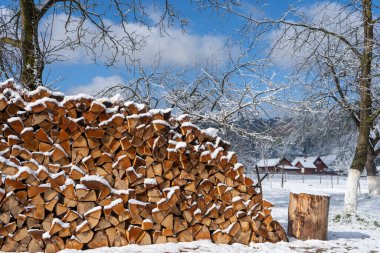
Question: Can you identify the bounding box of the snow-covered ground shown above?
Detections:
[61,174,380,253]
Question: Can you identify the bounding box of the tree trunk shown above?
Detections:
[344,169,362,212]
[344,0,374,213]
[20,0,43,90]
[368,175,380,195]
[365,143,380,195]
[288,192,330,240]
[346,115,371,213]
[366,140,377,177]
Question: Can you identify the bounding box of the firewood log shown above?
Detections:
[76,230,94,244]
[88,230,108,248]
[0,83,287,251]
[65,237,83,250]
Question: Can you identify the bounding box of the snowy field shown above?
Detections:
[61,174,380,253]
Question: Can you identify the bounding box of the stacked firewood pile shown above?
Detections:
[0,80,287,252]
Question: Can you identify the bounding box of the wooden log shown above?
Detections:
[90,101,106,113]
[28,239,44,252]
[211,230,231,244]
[88,230,109,248]
[1,237,17,252]
[84,206,102,229]
[66,237,84,250]
[177,227,193,242]
[0,86,291,251]
[153,231,167,244]
[142,219,153,230]
[127,225,142,243]
[194,225,211,240]
[0,95,8,111]
[12,227,28,242]
[137,231,152,245]
[288,192,330,240]
[161,213,173,229]
[76,230,94,244]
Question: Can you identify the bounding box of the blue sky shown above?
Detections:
[42,0,308,94]
[1,0,329,94]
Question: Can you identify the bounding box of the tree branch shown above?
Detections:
[38,0,66,20]
[370,108,380,122]
[0,37,21,48]
[216,5,362,58]
[325,59,360,126]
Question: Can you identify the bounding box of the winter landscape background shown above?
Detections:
[1,0,380,252]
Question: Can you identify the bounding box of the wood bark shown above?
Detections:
[20,0,43,89]
[288,192,330,240]
[365,143,380,194]
[365,143,377,176]
[343,0,374,212]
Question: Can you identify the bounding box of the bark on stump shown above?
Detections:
[288,192,330,240]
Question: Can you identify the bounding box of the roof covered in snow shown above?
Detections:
[320,155,337,167]
[283,165,300,170]
[256,158,280,167]
[292,157,318,169]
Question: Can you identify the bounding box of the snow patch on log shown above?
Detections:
[152,120,171,128]
[163,186,180,199]
[129,199,149,206]
[52,218,70,228]
[84,206,102,217]
[144,178,157,185]
[181,122,200,130]
[104,199,123,210]
[124,101,146,111]
[81,175,112,189]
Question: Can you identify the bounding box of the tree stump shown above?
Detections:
[288,192,330,240]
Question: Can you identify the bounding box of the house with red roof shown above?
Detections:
[292,156,328,174]
[256,157,299,173]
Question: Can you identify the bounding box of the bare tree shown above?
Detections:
[199,0,379,212]
[98,66,174,109]
[0,0,185,90]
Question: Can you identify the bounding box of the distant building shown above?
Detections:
[281,165,302,174]
[320,155,338,174]
[256,158,299,173]
[292,156,328,174]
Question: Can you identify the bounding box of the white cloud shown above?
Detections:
[41,13,230,68]
[68,75,123,96]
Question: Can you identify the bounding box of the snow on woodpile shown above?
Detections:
[0,79,287,252]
